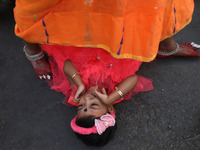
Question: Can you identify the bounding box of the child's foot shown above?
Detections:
[157,42,200,58]
[24,44,52,80]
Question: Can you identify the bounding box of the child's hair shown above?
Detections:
[72,114,117,146]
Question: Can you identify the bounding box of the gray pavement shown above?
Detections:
[0,1,200,150]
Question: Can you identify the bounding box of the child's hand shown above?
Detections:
[93,86,108,104]
[73,84,86,103]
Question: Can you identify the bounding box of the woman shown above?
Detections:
[14,0,199,80]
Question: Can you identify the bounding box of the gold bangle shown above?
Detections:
[115,87,124,98]
[71,72,80,79]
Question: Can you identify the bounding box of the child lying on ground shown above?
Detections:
[41,45,153,146]
[63,58,142,146]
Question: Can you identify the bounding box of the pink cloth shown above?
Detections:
[41,45,154,106]
[95,113,116,135]
[71,113,116,135]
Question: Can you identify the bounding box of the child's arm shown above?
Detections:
[63,59,85,103]
[94,75,138,105]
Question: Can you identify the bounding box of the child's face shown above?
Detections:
[77,92,114,119]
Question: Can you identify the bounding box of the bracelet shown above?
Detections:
[115,87,124,98]
[71,72,80,79]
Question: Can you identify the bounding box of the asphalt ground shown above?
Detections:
[0,1,200,150]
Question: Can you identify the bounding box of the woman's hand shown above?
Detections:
[73,84,86,103]
[93,86,108,104]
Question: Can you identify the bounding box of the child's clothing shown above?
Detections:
[41,45,153,106]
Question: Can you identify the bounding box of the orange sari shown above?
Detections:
[14,0,194,62]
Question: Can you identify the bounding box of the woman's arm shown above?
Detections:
[63,59,85,103]
[94,75,138,105]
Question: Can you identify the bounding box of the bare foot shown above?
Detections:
[177,42,200,57]
[24,42,52,80]
[157,37,200,58]
[157,42,200,58]
[27,56,52,80]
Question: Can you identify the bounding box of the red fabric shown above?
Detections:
[41,45,153,106]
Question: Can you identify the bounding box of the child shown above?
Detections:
[70,88,117,146]
[64,59,138,146]
[40,44,153,146]
[63,58,140,146]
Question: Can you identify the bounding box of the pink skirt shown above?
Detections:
[41,45,154,106]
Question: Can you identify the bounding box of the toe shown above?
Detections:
[38,75,43,80]
[43,75,47,80]
[47,74,52,80]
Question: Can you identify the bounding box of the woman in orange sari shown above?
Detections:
[14,0,199,80]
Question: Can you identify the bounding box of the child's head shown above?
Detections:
[77,90,115,119]
[70,91,117,146]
